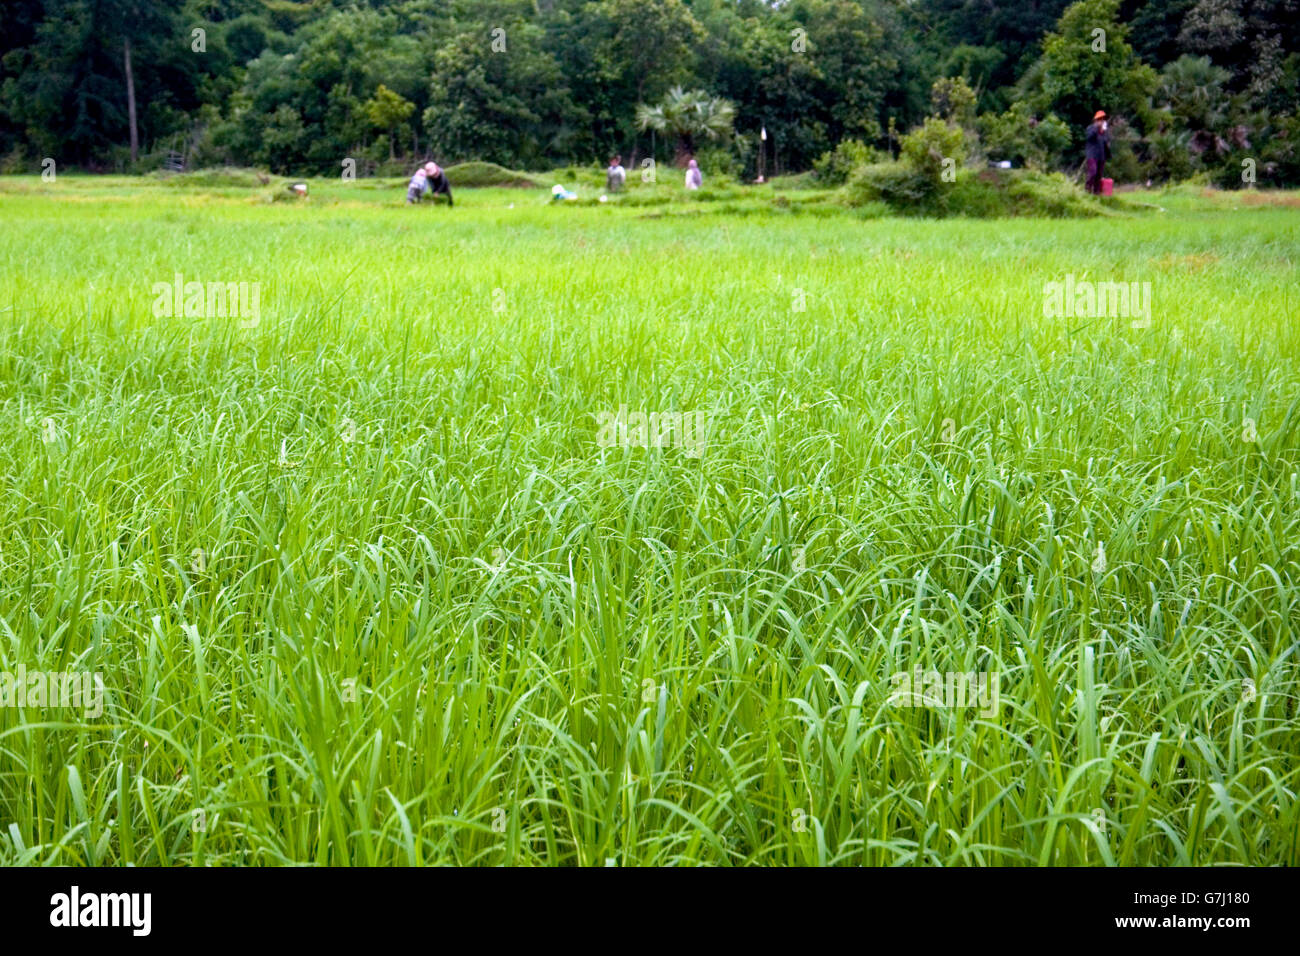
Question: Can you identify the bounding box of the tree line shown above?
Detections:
[1,0,1297,185]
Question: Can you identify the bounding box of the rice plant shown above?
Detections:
[0,176,1296,865]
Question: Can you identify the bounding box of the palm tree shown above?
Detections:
[636,87,737,167]
[1157,55,1233,158]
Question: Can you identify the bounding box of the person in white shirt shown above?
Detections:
[685,158,702,189]
[606,155,626,192]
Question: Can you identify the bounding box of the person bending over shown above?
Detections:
[407,162,453,206]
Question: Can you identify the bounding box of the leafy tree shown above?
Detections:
[938,44,1007,110]
[1019,0,1158,157]
[914,0,1075,90]
[423,21,583,167]
[930,76,978,128]
[589,0,704,106]
[703,8,826,174]
[365,84,414,160]
[0,0,178,166]
[261,103,306,172]
[1122,0,1197,68]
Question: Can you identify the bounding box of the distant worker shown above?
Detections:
[606,155,626,192]
[1084,111,1111,195]
[407,161,453,206]
[684,158,702,190]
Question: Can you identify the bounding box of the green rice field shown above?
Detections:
[0,175,1297,865]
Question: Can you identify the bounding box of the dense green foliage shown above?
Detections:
[1,175,1297,864]
[2,0,1299,184]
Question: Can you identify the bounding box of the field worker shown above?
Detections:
[1085,111,1111,195]
[423,161,453,206]
[406,164,428,203]
[407,161,453,206]
[606,154,626,192]
[685,157,702,190]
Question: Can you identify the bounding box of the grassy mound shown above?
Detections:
[150,166,272,188]
[443,161,539,188]
[844,163,1111,218]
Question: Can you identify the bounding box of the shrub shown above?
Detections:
[694,140,751,181]
[813,140,883,186]
[1256,113,1300,187]
[843,163,1106,218]
[1005,169,1108,217]
[1101,116,1145,184]
[979,103,1071,169]
[542,164,606,190]
[1144,128,1199,183]
[844,162,936,210]
[766,171,818,190]
[900,118,967,179]
[1,145,30,174]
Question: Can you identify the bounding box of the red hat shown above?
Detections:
[1094,110,1107,120]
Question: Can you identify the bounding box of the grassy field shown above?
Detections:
[0,174,1297,866]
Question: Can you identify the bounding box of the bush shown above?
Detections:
[979,103,1071,170]
[844,162,1106,218]
[1255,113,1300,187]
[1143,128,1198,184]
[1005,169,1108,217]
[813,139,883,186]
[1,145,30,174]
[694,141,750,181]
[1102,116,1145,184]
[766,172,818,190]
[900,118,967,179]
[844,162,937,210]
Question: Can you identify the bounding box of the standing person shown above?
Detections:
[606,155,626,192]
[1085,111,1111,195]
[684,157,702,190]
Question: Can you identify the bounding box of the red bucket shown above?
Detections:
[1101,178,1114,196]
